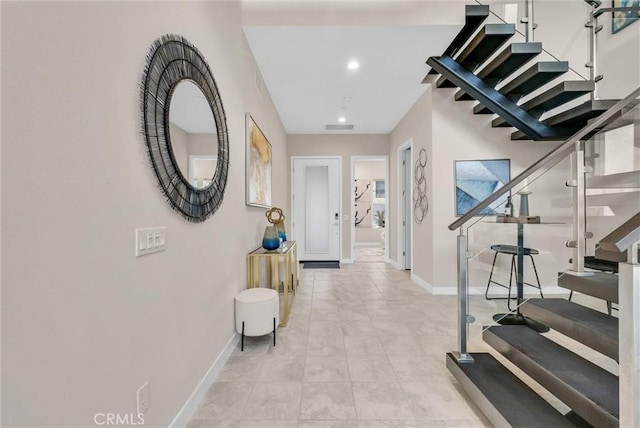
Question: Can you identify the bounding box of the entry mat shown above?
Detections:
[302,261,340,269]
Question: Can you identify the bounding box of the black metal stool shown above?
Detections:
[485,244,543,309]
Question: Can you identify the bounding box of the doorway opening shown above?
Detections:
[351,156,389,263]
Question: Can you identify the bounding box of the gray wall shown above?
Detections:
[1,2,287,426]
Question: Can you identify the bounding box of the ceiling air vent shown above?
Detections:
[325,124,354,131]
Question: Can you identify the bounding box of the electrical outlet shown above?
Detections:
[137,381,150,415]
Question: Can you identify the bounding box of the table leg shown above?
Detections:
[493,223,548,333]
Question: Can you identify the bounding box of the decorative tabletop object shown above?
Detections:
[265,207,287,241]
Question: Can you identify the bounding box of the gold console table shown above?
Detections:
[246,241,298,326]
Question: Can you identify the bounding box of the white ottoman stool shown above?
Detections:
[235,288,279,351]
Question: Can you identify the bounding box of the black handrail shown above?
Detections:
[448,87,640,231]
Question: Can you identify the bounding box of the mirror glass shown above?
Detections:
[168,80,218,189]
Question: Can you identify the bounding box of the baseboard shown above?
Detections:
[341,258,353,264]
[415,284,571,296]
[411,273,434,293]
[386,258,400,270]
[169,333,240,428]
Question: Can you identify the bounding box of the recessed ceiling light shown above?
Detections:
[347,60,359,70]
[344,97,352,102]
[338,116,346,123]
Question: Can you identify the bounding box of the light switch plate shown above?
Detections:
[135,227,167,257]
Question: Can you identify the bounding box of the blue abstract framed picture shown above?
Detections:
[613,0,640,33]
[455,159,510,216]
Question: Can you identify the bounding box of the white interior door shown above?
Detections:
[292,157,341,261]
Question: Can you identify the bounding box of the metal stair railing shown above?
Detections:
[449,87,639,365]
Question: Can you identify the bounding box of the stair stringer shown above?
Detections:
[427,56,560,141]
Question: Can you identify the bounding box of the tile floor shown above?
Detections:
[187,263,493,427]
[353,246,385,263]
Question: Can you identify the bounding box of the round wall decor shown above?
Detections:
[140,34,229,222]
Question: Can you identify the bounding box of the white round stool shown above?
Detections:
[235,288,279,351]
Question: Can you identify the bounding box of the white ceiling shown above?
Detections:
[243,24,460,134]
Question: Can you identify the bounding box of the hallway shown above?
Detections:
[188,263,489,427]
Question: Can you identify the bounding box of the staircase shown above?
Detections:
[433,3,640,427]
[425,4,628,142]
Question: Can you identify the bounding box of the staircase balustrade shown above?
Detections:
[425,1,640,424]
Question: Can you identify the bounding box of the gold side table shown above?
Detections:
[246,241,298,326]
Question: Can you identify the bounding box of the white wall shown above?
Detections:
[287,134,389,260]
[354,160,385,180]
[1,2,287,426]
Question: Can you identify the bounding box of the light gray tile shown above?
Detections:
[341,319,377,336]
[401,381,481,420]
[304,356,350,382]
[380,335,425,357]
[192,383,253,420]
[242,382,302,420]
[352,382,413,420]
[344,336,385,357]
[357,421,429,428]
[258,353,306,381]
[307,335,346,357]
[413,420,489,427]
[309,320,344,337]
[348,355,397,382]
[300,382,357,419]
[187,421,298,428]
[231,335,273,356]
[387,354,442,382]
[216,355,265,382]
[299,420,358,428]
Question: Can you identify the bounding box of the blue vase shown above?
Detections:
[262,226,280,250]
[277,223,287,241]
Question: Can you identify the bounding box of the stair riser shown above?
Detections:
[446,353,575,427]
[484,329,619,428]
[445,355,510,427]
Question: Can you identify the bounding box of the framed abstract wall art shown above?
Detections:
[613,0,640,33]
[246,114,272,208]
[455,159,510,216]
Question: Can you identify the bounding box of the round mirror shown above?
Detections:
[169,80,218,189]
[140,34,229,222]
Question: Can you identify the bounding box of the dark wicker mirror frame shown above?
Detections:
[141,34,229,222]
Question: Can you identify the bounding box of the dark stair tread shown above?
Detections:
[544,99,617,127]
[456,42,542,101]
[510,99,618,140]
[427,56,558,141]
[437,24,515,88]
[484,325,619,428]
[474,61,569,114]
[428,4,490,75]
[446,352,577,427]
[457,24,515,71]
[521,298,618,360]
[492,81,595,127]
[558,271,618,303]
